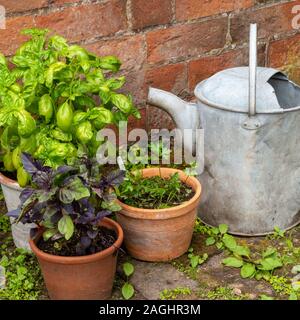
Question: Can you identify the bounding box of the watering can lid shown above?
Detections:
[195,66,293,113]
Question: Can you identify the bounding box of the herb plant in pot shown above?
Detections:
[0,28,139,249]
[116,167,201,262]
[8,153,124,300]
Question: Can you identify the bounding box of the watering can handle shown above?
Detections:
[249,23,257,117]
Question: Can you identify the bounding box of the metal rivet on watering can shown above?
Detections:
[147,23,300,236]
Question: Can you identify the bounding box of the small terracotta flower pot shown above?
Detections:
[29,217,123,300]
[116,168,202,262]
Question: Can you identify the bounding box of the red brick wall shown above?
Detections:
[0,0,299,130]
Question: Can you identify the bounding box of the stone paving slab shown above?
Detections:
[128,261,199,300]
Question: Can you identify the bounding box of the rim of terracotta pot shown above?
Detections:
[0,172,22,190]
[116,167,202,220]
[29,217,123,265]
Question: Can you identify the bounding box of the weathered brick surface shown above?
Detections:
[0,0,298,127]
[0,15,35,56]
[188,45,266,90]
[0,0,48,13]
[35,1,127,42]
[147,106,175,131]
[268,34,300,84]
[86,34,145,71]
[146,63,187,94]
[147,17,228,64]
[50,0,79,5]
[131,0,172,30]
[231,2,296,44]
[127,108,147,132]
[176,0,253,21]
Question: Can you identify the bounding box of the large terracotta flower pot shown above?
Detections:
[0,172,35,250]
[29,217,123,300]
[116,167,202,262]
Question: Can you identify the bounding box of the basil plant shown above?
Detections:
[0,28,140,186]
[8,153,125,256]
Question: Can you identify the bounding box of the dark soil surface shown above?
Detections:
[120,176,195,209]
[37,227,117,257]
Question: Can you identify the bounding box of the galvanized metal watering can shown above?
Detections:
[147,24,300,235]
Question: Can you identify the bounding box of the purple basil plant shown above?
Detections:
[8,153,125,255]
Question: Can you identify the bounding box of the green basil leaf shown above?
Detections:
[17,110,36,137]
[42,229,57,241]
[58,215,74,240]
[59,177,90,204]
[111,93,133,113]
[45,62,66,88]
[98,55,121,72]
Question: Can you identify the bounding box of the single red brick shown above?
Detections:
[176,0,253,21]
[0,15,35,56]
[188,45,266,91]
[35,0,127,43]
[131,0,172,30]
[230,2,296,44]
[0,0,48,13]
[146,63,187,95]
[268,34,300,84]
[147,17,228,64]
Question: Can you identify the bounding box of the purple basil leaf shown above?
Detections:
[62,204,74,215]
[105,170,125,187]
[32,171,52,189]
[80,236,91,249]
[21,152,39,176]
[79,197,89,207]
[21,152,44,176]
[53,165,76,177]
[19,188,35,203]
[92,210,111,225]
[87,229,98,239]
[7,208,20,218]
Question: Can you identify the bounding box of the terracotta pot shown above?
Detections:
[0,172,35,250]
[116,167,202,262]
[29,217,123,300]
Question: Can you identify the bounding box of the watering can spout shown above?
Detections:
[147,87,201,157]
[147,87,200,132]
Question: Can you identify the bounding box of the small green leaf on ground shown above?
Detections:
[219,224,228,234]
[222,257,244,268]
[240,263,256,278]
[123,262,134,277]
[122,282,134,300]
